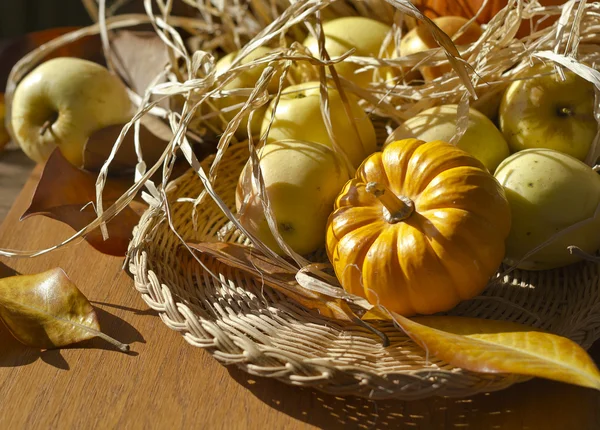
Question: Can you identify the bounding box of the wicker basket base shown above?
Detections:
[128,142,600,400]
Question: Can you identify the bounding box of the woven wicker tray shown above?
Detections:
[128,142,600,400]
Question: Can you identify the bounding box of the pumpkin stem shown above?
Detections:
[366,182,414,223]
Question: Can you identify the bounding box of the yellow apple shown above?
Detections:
[302,17,394,88]
[11,57,132,166]
[0,93,9,152]
[236,140,350,255]
[212,46,284,139]
[499,66,596,161]
[400,16,482,82]
[261,81,377,168]
[494,148,600,270]
[470,82,508,121]
[386,104,509,172]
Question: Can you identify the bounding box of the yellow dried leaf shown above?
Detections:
[0,267,128,351]
[373,311,600,390]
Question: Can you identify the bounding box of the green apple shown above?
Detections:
[11,57,132,166]
[386,104,510,172]
[212,46,284,139]
[494,148,600,270]
[302,17,393,88]
[499,66,596,161]
[236,140,350,256]
[261,81,377,168]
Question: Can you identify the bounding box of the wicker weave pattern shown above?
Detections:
[128,143,600,399]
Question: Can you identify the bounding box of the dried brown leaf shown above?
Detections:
[110,30,170,106]
[22,149,146,256]
[83,118,170,173]
[0,267,128,351]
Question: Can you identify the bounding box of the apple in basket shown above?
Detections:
[10,57,133,167]
[260,81,377,168]
[211,46,285,139]
[499,65,596,161]
[399,16,482,82]
[386,104,510,172]
[495,148,600,270]
[302,16,395,88]
[236,139,350,256]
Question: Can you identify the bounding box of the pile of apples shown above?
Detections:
[7,13,599,313]
[231,15,600,276]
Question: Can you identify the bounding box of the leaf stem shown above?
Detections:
[89,327,131,352]
[366,182,414,223]
[57,318,130,352]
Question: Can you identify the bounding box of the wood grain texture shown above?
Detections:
[0,169,599,430]
[0,147,34,222]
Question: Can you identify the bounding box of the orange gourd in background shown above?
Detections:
[326,139,511,316]
[415,0,565,37]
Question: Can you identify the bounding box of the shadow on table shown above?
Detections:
[91,300,156,316]
[227,366,600,430]
[0,306,144,369]
[75,306,145,354]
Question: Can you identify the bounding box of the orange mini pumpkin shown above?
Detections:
[326,139,511,316]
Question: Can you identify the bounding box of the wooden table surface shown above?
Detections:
[1,164,600,430]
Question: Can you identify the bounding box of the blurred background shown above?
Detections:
[0,0,91,38]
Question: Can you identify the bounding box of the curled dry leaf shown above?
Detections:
[364,308,600,390]
[188,242,389,345]
[0,267,128,351]
[22,149,146,256]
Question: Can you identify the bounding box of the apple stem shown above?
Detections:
[39,121,52,136]
[366,182,414,223]
[557,106,574,117]
[39,112,58,136]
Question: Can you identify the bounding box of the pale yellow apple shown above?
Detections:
[11,57,132,166]
[0,93,9,151]
[400,16,482,82]
[499,66,596,161]
[261,81,377,168]
[236,140,350,255]
[494,148,600,270]
[212,46,284,139]
[386,104,510,172]
[470,82,508,121]
[302,17,394,88]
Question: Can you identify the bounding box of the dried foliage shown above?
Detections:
[0,267,129,351]
[21,150,146,256]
